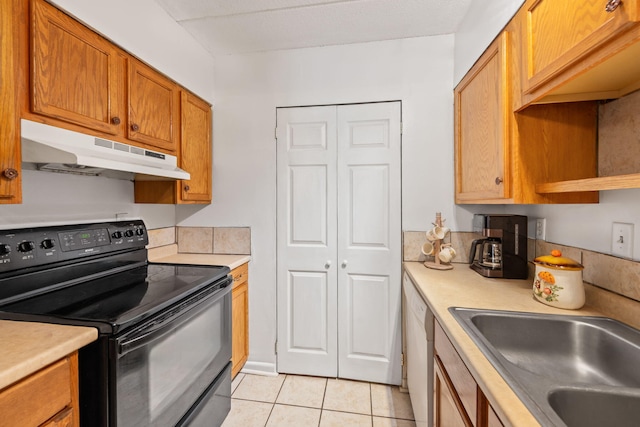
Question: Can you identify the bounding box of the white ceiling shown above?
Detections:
[153,0,473,56]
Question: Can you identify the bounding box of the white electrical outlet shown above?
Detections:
[535,218,546,240]
[612,222,634,258]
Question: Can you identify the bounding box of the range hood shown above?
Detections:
[20,119,190,181]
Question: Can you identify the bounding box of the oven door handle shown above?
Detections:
[117,280,231,356]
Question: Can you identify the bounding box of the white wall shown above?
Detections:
[0,170,175,229]
[176,36,456,373]
[453,0,524,85]
[509,191,640,260]
[0,0,215,229]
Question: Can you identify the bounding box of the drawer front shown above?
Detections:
[435,322,478,425]
[0,357,72,427]
[231,263,248,287]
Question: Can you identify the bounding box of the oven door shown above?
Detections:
[112,280,232,427]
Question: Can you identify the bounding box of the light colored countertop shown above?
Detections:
[0,321,97,390]
[151,253,251,270]
[148,244,251,270]
[403,262,607,427]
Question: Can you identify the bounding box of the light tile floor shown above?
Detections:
[223,373,416,427]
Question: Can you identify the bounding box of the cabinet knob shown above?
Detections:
[131,123,140,132]
[495,177,503,185]
[111,117,121,125]
[184,185,190,192]
[2,168,18,180]
[605,0,622,12]
[325,260,332,269]
[341,260,348,268]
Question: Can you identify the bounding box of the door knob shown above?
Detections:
[325,260,332,269]
[341,260,348,268]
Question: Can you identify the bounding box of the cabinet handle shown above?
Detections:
[111,117,121,125]
[184,185,190,192]
[605,0,622,12]
[2,168,18,180]
[131,123,140,132]
[495,177,503,185]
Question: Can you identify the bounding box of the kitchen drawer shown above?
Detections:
[0,356,74,427]
[435,321,478,425]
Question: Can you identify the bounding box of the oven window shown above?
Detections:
[148,303,221,419]
[115,288,231,427]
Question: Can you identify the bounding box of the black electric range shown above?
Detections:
[0,220,233,427]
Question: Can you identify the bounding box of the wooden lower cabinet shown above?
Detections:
[0,352,80,427]
[434,321,504,427]
[434,358,472,427]
[231,263,249,378]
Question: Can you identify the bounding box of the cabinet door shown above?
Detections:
[524,0,640,93]
[455,32,510,203]
[128,59,179,153]
[434,359,473,427]
[0,0,21,204]
[180,92,212,203]
[31,0,123,135]
[487,405,504,427]
[231,264,249,378]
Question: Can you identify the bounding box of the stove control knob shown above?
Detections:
[0,244,11,256]
[18,241,35,252]
[112,231,123,239]
[135,228,145,236]
[41,238,56,249]
[124,230,134,238]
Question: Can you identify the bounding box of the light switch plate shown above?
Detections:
[612,222,633,258]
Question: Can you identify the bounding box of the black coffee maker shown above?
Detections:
[469,214,528,279]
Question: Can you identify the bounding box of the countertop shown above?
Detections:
[0,321,97,390]
[403,262,607,427]
[148,245,251,270]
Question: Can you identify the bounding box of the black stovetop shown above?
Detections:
[0,220,230,334]
[0,262,230,334]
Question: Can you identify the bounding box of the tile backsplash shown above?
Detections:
[147,226,251,255]
[404,230,640,329]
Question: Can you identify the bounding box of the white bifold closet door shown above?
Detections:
[276,101,402,385]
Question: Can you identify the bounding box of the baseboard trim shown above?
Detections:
[240,360,278,376]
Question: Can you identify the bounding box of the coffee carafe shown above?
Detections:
[468,214,528,279]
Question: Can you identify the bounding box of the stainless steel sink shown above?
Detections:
[548,388,640,427]
[449,308,640,427]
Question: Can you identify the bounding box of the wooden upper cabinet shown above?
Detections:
[455,16,600,205]
[133,91,212,204]
[455,32,510,203]
[0,0,21,204]
[31,0,123,135]
[127,59,179,153]
[523,0,640,103]
[180,92,212,202]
